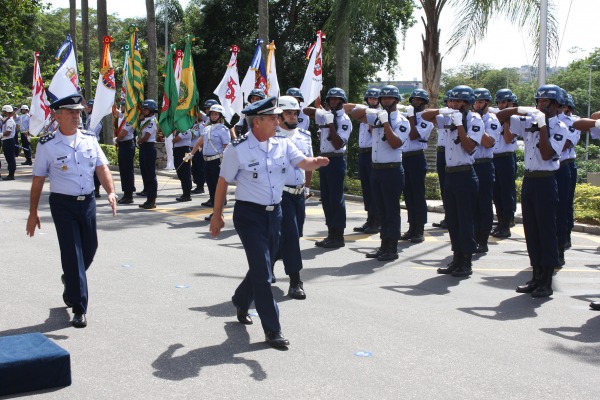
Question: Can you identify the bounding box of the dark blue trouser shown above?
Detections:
[512,152,518,213]
[319,156,346,229]
[21,132,31,161]
[2,138,16,174]
[568,162,577,232]
[49,192,97,315]
[402,153,427,226]
[556,163,571,248]
[474,161,495,240]
[273,191,305,275]
[492,155,515,220]
[233,202,282,333]
[358,151,375,219]
[192,150,205,188]
[371,165,404,241]
[174,146,192,194]
[118,139,136,195]
[436,149,446,218]
[521,176,559,272]
[204,158,221,203]
[139,142,157,198]
[445,168,478,255]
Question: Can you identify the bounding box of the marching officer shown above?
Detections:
[422,85,484,277]
[234,89,266,137]
[400,89,434,243]
[497,84,568,298]
[137,100,159,209]
[472,88,500,253]
[209,96,329,348]
[560,94,580,249]
[84,100,104,197]
[172,128,193,202]
[113,102,137,205]
[17,105,33,165]
[1,105,17,180]
[26,94,118,328]
[352,85,410,260]
[303,87,352,248]
[271,96,313,299]
[285,87,310,132]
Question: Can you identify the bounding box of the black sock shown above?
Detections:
[289,273,300,286]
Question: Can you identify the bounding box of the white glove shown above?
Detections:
[451,112,463,126]
[405,105,415,118]
[377,111,389,124]
[396,104,407,111]
[112,137,118,145]
[488,107,500,114]
[438,107,454,115]
[354,104,368,110]
[594,119,600,129]
[518,106,537,115]
[183,153,192,162]
[534,111,546,128]
[365,108,379,115]
[316,109,328,119]
[325,112,335,125]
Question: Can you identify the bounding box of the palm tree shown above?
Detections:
[146,0,158,101]
[69,0,77,55]
[258,0,269,56]
[82,0,91,100]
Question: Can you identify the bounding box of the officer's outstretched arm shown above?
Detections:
[298,156,330,171]
[210,177,228,237]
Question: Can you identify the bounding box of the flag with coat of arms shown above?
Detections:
[240,39,267,101]
[124,25,144,130]
[300,30,325,106]
[47,34,81,103]
[213,45,243,123]
[174,35,199,132]
[158,45,179,137]
[89,36,116,130]
[29,52,50,136]
[266,41,279,97]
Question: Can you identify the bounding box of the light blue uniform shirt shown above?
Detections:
[139,117,157,142]
[18,114,30,132]
[366,110,410,163]
[32,129,109,196]
[191,122,203,146]
[277,127,313,186]
[84,113,103,141]
[220,130,306,205]
[558,113,580,160]
[476,112,502,159]
[297,108,310,132]
[400,111,433,152]
[202,123,230,156]
[2,117,16,140]
[174,130,192,148]
[510,114,568,171]
[117,112,135,141]
[443,111,484,167]
[435,114,447,147]
[315,109,351,154]
[493,115,517,154]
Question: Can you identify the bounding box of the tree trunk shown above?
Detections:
[82,0,91,101]
[96,0,113,143]
[258,0,268,57]
[146,0,158,101]
[335,34,350,95]
[69,0,77,56]
[421,0,443,105]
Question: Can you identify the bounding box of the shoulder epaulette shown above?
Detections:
[81,129,96,137]
[39,132,55,144]
[299,128,311,137]
[232,134,248,147]
[275,131,287,138]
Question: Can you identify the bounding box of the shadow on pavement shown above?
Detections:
[457,294,551,321]
[540,314,600,366]
[476,271,531,290]
[381,275,463,296]
[151,322,269,381]
[0,307,71,340]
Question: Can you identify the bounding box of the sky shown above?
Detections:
[46,0,598,81]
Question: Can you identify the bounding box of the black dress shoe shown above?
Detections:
[437,255,460,274]
[492,229,511,238]
[366,247,385,259]
[377,251,399,261]
[410,233,424,243]
[21,160,33,165]
[136,191,148,197]
[451,265,473,277]
[590,301,600,311]
[288,282,306,300]
[235,307,253,325]
[139,201,156,209]
[265,331,289,348]
[176,195,192,202]
[204,213,213,221]
[322,238,345,248]
[353,222,368,232]
[531,286,553,298]
[94,190,101,198]
[474,242,488,253]
[315,237,329,247]
[363,225,380,235]
[2,175,15,181]
[117,197,133,204]
[201,200,214,207]
[192,187,205,194]
[72,313,87,328]
[516,280,538,293]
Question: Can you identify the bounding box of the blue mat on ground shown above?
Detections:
[0,332,71,396]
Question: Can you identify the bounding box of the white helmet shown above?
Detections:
[209,104,225,115]
[2,105,14,113]
[278,96,300,111]
[21,105,29,111]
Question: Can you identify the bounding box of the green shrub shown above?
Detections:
[516,161,525,180]
[99,144,140,168]
[515,148,524,162]
[574,184,600,224]
[30,136,39,154]
[425,172,441,200]
[577,160,600,183]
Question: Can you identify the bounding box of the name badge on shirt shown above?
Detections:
[248,162,259,167]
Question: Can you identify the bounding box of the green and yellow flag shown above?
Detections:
[125,25,144,130]
[174,35,199,132]
[158,45,178,137]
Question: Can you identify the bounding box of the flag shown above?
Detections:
[158,45,178,137]
[213,45,243,123]
[174,49,183,92]
[47,34,81,103]
[29,52,50,136]
[89,36,116,131]
[300,30,325,106]
[266,41,279,98]
[124,25,144,130]
[120,48,129,105]
[240,39,267,101]
[174,36,198,132]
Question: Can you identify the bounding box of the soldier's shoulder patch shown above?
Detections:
[399,125,407,132]
[342,124,349,130]
[232,134,248,147]
[491,123,498,130]
[472,125,481,132]
[39,132,55,144]
[81,129,96,137]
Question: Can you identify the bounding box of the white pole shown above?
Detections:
[586,64,595,160]
[538,0,548,86]
[164,2,169,56]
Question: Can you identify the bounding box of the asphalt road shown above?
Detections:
[1,161,599,399]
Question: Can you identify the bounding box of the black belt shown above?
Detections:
[493,152,513,158]
[358,148,372,153]
[445,165,473,173]
[140,141,155,146]
[372,162,401,169]
[402,149,424,158]
[561,158,575,165]
[437,146,445,153]
[524,170,555,178]
[320,152,344,157]
[119,139,134,144]
[50,192,94,201]
[474,158,492,164]
[236,200,280,212]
